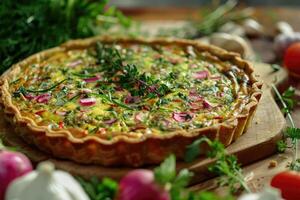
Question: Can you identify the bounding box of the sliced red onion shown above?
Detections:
[192,70,209,79]
[67,60,83,68]
[172,112,193,122]
[79,97,96,106]
[189,64,198,68]
[103,118,117,125]
[36,93,51,103]
[35,110,45,116]
[124,94,141,104]
[214,116,223,119]
[80,88,92,94]
[189,90,203,102]
[210,75,221,80]
[203,99,212,109]
[168,57,180,64]
[189,102,203,112]
[147,85,157,93]
[83,75,101,83]
[55,110,67,116]
[135,112,146,122]
[24,93,35,100]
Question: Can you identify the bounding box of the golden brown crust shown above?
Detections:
[0,36,262,166]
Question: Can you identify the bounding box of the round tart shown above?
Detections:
[0,37,262,166]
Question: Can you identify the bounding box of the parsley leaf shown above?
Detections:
[185,137,250,193]
[76,176,118,200]
[281,86,297,112]
[154,154,176,184]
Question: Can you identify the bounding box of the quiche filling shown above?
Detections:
[10,42,251,140]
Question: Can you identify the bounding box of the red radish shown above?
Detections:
[119,169,170,200]
[172,112,193,122]
[79,98,96,106]
[0,150,33,200]
[271,171,300,200]
[83,75,101,83]
[192,70,209,79]
[36,93,51,103]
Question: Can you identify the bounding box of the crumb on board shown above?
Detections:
[268,160,278,169]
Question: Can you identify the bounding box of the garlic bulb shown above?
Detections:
[276,21,294,36]
[5,161,89,200]
[243,19,264,37]
[238,187,283,200]
[218,22,245,36]
[209,33,253,59]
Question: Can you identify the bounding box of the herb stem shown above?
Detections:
[272,84,298,161]
[26,79,67,93]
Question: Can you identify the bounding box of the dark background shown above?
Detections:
[110,0,300,8]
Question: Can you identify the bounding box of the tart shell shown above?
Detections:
[0,37,262,166]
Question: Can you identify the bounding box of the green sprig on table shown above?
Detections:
[185,137,250,193]
[272,85,300,171]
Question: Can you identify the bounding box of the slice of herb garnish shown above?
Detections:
[91,92,134,110]
[24,79,67,93]
[185,137,250,193]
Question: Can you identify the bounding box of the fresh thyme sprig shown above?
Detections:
[95,43,171,98]
[185,137,250,193]
[272,84,300,171]
[77,155,234,200]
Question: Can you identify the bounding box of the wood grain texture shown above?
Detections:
[0,62,287,184]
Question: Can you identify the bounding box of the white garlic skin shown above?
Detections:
[5,162,89,200]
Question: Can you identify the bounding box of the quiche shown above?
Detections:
[0,37,262,166]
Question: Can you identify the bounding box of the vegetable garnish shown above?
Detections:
[272,85,300,171]
[185,137,250,193]
[79,98,97,107]
[0,149,33,200]
[77,155,234,200]
[271,171,300,200]
[284,42,300,76]
[172,112,194,122]
[0,0,133,74]
[192,70,209,79]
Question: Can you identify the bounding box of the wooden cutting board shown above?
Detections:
[0,62,288,184]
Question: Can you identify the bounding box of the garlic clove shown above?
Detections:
[218,22,245,36]
[238,187,283,200]
[243,19,264,37]
[209,33,254,59]
[275,21,294,36]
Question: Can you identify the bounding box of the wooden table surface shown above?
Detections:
[122,6,300,194]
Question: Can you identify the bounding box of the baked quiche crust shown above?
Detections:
[0,37,262,166]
